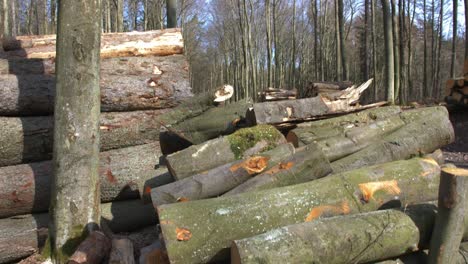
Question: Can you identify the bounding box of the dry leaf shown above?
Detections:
[305,201,350,222]
[358,180,401,203]
[176,227,192,241]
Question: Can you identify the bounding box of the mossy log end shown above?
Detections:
[232,205,441,264]
[224,144,332,196]
[165,125,286,180]
[428,166,468,264]
[151,144,295,206]
[0,142,163,218]
[158,158,440,263]
[68,231,111,264]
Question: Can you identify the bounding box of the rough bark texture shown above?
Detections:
[165,125,286,180]
[0,55,191,115]
[0,142,163,218]
[108,238,135,264]
[428,166,468,264]
[151,144,295,206]
[301,81,353,98]
[259,88,297,102]
[224,144,332,195]
[2,34,57,50]
[158,158,441,263]
[68,231,111,264]
[2,29,184,59]
[232,205,440,264]
[330,106,454,173]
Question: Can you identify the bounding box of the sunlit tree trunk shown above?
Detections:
[382,0,395,104]
[451,0,457,78]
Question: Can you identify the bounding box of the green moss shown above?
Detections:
[44,224,88,263]
[227,125,283,159]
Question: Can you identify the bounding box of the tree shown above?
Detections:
[1,0,10,38]
[48,0,102,262]
[381,0,395,104]
[337,0,347,80]
[167,0,177,28]
[451,0,457,78]
[266,0,272,88]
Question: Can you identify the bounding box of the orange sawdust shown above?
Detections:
[230,156,270,175]
[176,227,192,241]
[176,197,189,202]
[358,180,401,202]
[305,201,350,222]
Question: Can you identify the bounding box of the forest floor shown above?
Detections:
[443,108,468,167]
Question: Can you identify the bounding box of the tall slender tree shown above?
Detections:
[49,0,102,262]
[381,0,395,104]
[390,0,400,102]
[451,0,458,78]
[337,0,347,80]
[167,0,177,28]
[265,0,272,88]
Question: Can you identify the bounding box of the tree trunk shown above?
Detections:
[157,157,441,263]
[451,0,458,78]
[48,0,102,261]
[372,0,378,100]
[428,166,468,264]
[382,0,395,104]
[1,0,10,38]
[337,0,347,80]
[108,238,135,264]
[391,0,400,102]
[3,29,184,59]
[223,143,332,196]
[165,125,286,180]
[68,231,111,264]
[151,143,295,206]
[0,142,167,218]
[167,0,177,28]
[231,204,452,264]
[331,106,454,173]
[265,0,272,88]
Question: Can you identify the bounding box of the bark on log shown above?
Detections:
[2,34,57,50]
[0,142,163,218]
[165,125,286,180]
[231,205,442,264]
[302,81,353,98]
[159,100,251,154]
[0,55,191,115]
[0,199,155,264]
[330,106,455,173]
[223,144,332,196]
[428,166,468,264]
[157,157,441,263]
[259,88,297,102]
[108,238,135,264]
[247,79,373,125]
[2,29,184,58]
[151,143,295,206]
[68,231,111,264]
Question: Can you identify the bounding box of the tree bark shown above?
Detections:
[165,125,286,180]
[157,157,441,263]
[428,166,468,264]
[48,0,102,261]
[0,142,165,218]
[382,0,395,104]
[223,143,332,196]
[330,106,454,173]
[301,81,353,98]
[68,231,111,264]
[108,238,135,264]
[451,0,458,78]
[2,34,56,51]
[167,0,177,28]
[0,55,191,115]
[151,143,295,206]
[3,29,183,59]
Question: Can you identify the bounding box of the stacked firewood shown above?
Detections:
[258,88,297,102]
[0,29,195,263]
[446,59,468,106]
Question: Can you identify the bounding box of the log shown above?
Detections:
[108,238,135,264]
[157,157,441,263]
[0,56,191,115]
[151,143,295,206]
[68,231,112,264]
[247,79,373,124]
[223,144,332,196]
[258,88,297,102]
[165,125,286,180]
[2,34,56,50]
[0,142,164,218]
[159,99,251,154]
[301,81,353,98]
[428,166,468,264]
[231,205,441,264]
[330,106,455,173]
[2,29,184,59]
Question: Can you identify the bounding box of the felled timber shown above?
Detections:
[2,34,56,50]
[247,79,373,125]
[331,106,455,173]
[428,166,468,264]
[301,81,353,98]
[223,144,332,196]
[287,106,403,147]
[0,142,162,218]
[2,29,184,59]
[0,199,155,264]
[108,238,135,264]
[258,88,297,102]
[165,125,286,180]
[232,203,468,264]
[151,144,295,206]
[157,157,440,263]
[159,100,251,154]
[68,231,111,264]
[0,55,191,115]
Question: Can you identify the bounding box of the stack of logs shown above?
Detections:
[0,29,197,263]
[446,59,468,105]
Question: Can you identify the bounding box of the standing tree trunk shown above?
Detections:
[391,0,400,102]
[167,0,177,28]
[465,0,468,59]
[1,0,10,38]
[372,0,378,101]
[51,0,57,34]
[48,0,102,262]
[334,0,342,80]
[382,0,395,104]
[337,0,347,80]
[266,0,272,88]
[423,0,428,100]
[451,0,458,78]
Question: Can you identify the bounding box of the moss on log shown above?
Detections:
[68,231,111,264]
[165,125,286,180]
[157,158,440,263]
[223,144,332,195]
[151,143,295,206]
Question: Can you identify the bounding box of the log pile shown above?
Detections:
[258,88,297,102]
[445,59,468,106]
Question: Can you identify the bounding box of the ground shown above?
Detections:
[443,108,468,167]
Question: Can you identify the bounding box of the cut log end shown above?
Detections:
[231,242,242,264]
[441,167,468,177]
